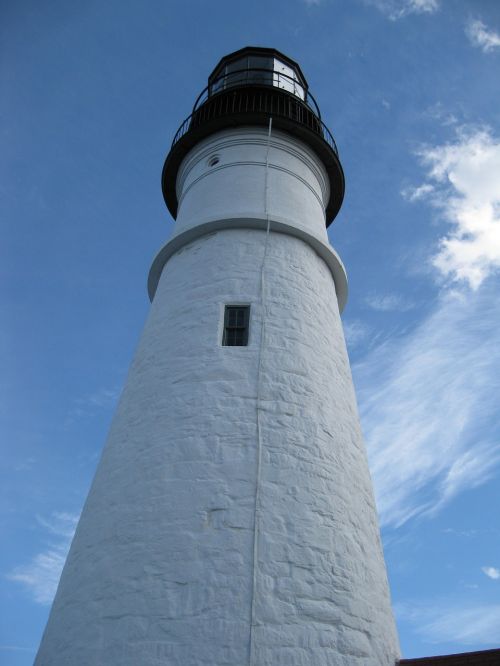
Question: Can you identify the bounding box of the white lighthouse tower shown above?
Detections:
[35,47,400,665]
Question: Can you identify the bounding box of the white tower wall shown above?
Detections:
[174,128,329,241]
[35,128,399,664]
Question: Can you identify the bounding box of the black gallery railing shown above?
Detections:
[171,70,339,156]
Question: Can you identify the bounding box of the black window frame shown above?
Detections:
[222,305,250,347]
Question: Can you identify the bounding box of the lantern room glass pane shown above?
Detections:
[247,55,273,86]
[209,54,305,101]
[224,58,248,88]
[273,58,305,100]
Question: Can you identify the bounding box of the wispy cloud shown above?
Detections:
[364,292,414,312]
[401,183,434,202]
[13,456,37,472]
[354,286,500,527]
[466,19,500,53]
[434,443,500,514]
[343,319,371,349]
[363,124,500,527]
[365,0,439,21]
[443,527,499,538]
[404,126,500,290]
[8,512,79,605]
[396,601,500,645]
[0,646,35,653]
[67,386,120,423]
[423,102,459,127]
[75,386,120,410]
[443,527,478,538]
[482,566,500,580]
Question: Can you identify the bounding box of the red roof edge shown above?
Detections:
[400,647,500,665]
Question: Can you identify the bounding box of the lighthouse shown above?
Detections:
[35,47,400,665]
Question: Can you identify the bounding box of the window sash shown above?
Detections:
[223,306,249,346]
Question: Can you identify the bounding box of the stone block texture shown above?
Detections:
[36,128,399,665]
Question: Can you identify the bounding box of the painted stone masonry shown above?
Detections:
[35,48,400,665]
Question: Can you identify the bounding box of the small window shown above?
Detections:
[222,305,250,346]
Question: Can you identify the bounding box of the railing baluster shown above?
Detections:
[171,82,339,157]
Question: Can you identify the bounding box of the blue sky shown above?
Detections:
[2,0,500,662]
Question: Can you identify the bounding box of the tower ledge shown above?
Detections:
[148,215,348,312]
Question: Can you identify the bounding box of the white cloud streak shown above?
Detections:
[396,601,500,645]
[466,19,500,53]
[0,646,35,652]
[8,512,79,605]
[443,527,478,537]
[366,0,439,20]
[482,566,500,580]
[67,386,120,423]
[343,319,371,349]
[401,183,434,202]
[405,127,500,290]
[364,292,414,312]
[354,286,500,527]
[356,125,500,528]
